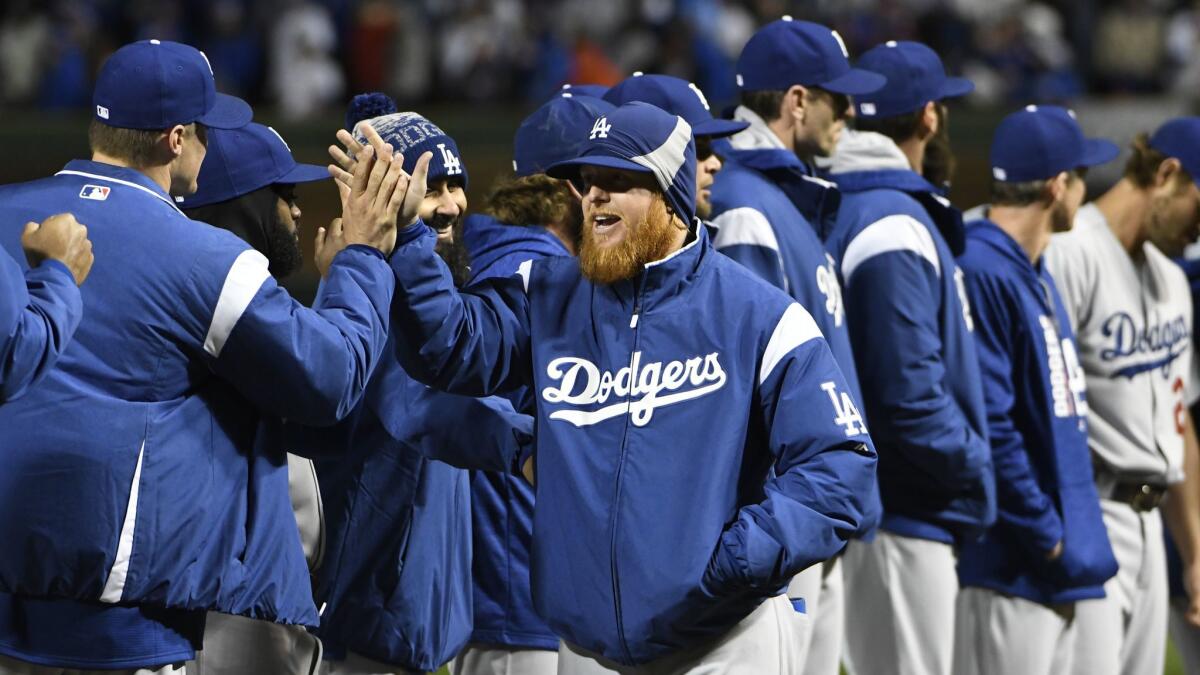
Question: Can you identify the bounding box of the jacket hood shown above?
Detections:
[716,107,842,237]
[829,130,910,175]
[464,214,570,283]
[718,106,805,173]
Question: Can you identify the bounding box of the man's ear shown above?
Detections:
[1155,157,1185,191]
[785,84,807,123]
[921,101,939,140]
[1045,171,1069,205]
[165,124,187,159]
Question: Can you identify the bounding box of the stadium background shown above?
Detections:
[0,0,1193,672]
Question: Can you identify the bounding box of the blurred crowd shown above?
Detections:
[4,0,1200,120]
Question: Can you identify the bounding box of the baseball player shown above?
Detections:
[824,41,994,675]
[0,40,404,673]
[954,105,1120,675]
[348,100,878,673]
[601,73,748,222]
[704,20,884,671]
[0,213,92,402]
[451,91,614,675]
[176,121,333,674]
[298,106,537,675]
[1044,117,1200,675]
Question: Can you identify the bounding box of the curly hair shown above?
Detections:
[484,174,577,227]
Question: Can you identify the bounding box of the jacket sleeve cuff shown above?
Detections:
[396,219,433,247]
[32,259,75,283]
[704,525,750,597]
[1025,507,1065,559]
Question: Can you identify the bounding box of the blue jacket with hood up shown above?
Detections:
[956,219,1117,604]
[386,218,877,665]
[0,161,395,627]
[827,130,996,544]
[460,213,566,650]
[0,249,81,402]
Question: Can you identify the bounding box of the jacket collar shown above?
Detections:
[718,107,842,237]
[58,159,183,215]
[606,219,712,311]
[967,219,1056,312]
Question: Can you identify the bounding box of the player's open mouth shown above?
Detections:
[593,214,621,234]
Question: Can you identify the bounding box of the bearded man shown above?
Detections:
[357,101,878,674]
[290,107,534,675]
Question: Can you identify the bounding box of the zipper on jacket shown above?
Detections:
[608,289,643,663]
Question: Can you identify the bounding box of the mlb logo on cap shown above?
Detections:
[79,185,110,201]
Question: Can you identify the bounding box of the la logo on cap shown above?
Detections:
[590,117,611,140]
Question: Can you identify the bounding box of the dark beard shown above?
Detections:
[434,215,471,286]
[266,220,304,278]
[579,196,677,285]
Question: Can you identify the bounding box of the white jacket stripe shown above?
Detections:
[100,441,145,603]
[204,250,271,358]
[711,207,781,253]
[760,303,823,385]
[841,215,940,283]
[516,259,532,292]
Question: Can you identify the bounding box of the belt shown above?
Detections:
[1103,481,1167,512]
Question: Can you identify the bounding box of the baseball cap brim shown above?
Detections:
[1078,138,1120,169]
[196,93,253,130]
[545,155,654,181]
[937,76,975,101]
[819,68,887,96]
[693,118,750,139]
[278,162,332,184]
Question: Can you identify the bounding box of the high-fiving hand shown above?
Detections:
[317,124,433,273]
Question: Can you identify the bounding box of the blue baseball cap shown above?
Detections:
[1149,118,1200,186]
[561,83,610,98]
[546,101,697,226]
[513,93,615,177]
[603,73,748,139]
[854,41,973,119]
[355,112,469,189]
[736,17,885,95]
[93,40,251,130]
[178,123,328,208]
[990,105,1118,182]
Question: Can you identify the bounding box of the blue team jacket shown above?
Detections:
[0,160,394,626]
[827,132,995,544]
[461,214,565,650]
[708,110,878,537]
[387,219,877,665]
[0,249,81,402]
[956,220,1117,604]
[290,327,535,670]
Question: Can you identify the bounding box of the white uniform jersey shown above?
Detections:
[1044,203,1196,485]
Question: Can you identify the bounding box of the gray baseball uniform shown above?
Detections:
[1044,202,1196,675]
